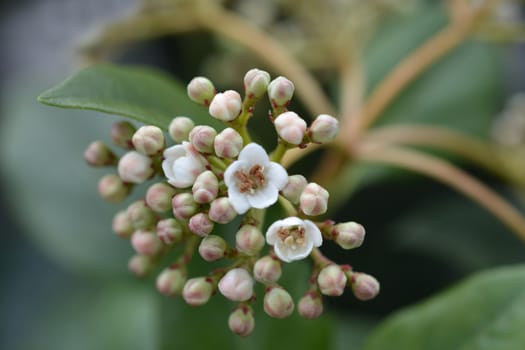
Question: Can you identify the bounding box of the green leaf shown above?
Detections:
[364,265,525,350]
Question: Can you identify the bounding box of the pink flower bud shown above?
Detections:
[84,141,116,166]
[209,90,242,122]
[111,121,135,149]
[168,116,194,142]
[127,200,156,230]
[334,222,365,249]
[263,287,294,318]
[298,292,323,319]
[244,68,270,100]
[156,267,186,296]
[208,197,237,224]
[171,193,199,220]
[351,273,380,301]
[198,235,227,261]
[218,268,254,302]
[145,182,176,213]
[317,265,347,296]
[112,210,134,238]
[274,111,307,145]
[309,114,339,143]
[182,277,214,306]
[228,306,255,337]
[235,225,265,255]
[156,218,183,245]
[117,151,154,184]
[132,125,165,156]
[189,125,217,153]
[214,128,243,159]
[253,256,282,283]
[268,76,294,107]
[192,170,219,204]
[131,229,163,256]
[98,174,130,203]
[128,254,153,277]
[187,76,216,106]
[280,175,307,204]
[188,213,214,237]
[299,182,329,216]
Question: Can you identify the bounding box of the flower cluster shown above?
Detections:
[85,68,379,336]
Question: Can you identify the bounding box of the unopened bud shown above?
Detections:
[228,306,255,337]
[351,273,380,301]
[300,182,329,216]
[309,114,339,143]
[281,175,307,204]
[253,256,282,283]
[274,111,307,145]
[198,235,227,261]
[187,77,216,106]
[172,193,199,220]
[268,76,294,107]
[209,90,242,122]
[192,170,219,204]
[111,121,135,149]
[156,218,183,245]
[189,125,217,153]
[334,222,365,249]
[219,268,254,302]
[317,265,347,296]
[182,277,214,306]
[131,229,163,256]
[208,197,237,224]
[128,254,153,277]
[112,210,134,238]
[156,267,186,296]
[98,174,130,203]
[264,287,294,318]
[298,292,323,319]
[168,116,194,142]
[117,151,153,184]
[188,213,214,237]
[235,225,264,255]
[214,128,243,158]
[127,200,156,230]
[145,182,176,213]
[244,68,270,100]
[132,125,165,156]
[84,141,116,166]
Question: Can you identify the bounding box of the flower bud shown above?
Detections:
[98,174,130,203]
[309,114,339,143]
[132,125,165,156]
[156,267,186,296]
[280,175,307,204]
[172,193,199,220]
[268,76,294,107]
[208,197,237,224]
[111,121,136,149]
[188,213,214,237]
[187,76,215,106]
[235,225,265,255]
[334,222,365,249]
[145,182,176,213]
[189,125,217,154]
[84,141,116,166]
[192,170,219,204]
[351,273,380,301]
[214,128,243,159]
[264,287,294,318]
[112,210,134,238]
[244,68,270,100]
[127,200,156,230]
[198,235,227,261]
[182,277,214,306]
[228,306,255,337]
[299,182,329,216]
[298,292,323,319]
[274,111,307,145]
[128,254,153,277]
[156,218,183,245]
[218,268,254,302]
[253,256,282,283]
[131,229,163,256]
[209,90,242,122]
[168,116,194,143]
[317,265,347,296]
[117,151,154,184]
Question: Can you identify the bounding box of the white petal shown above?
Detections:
[273,243,292,263]
[163,144,185,159]
[265,219,284,245]
[238,143,269,166]
[172,157,197,187]
[266,162,288,190]
[279,216,304,227]
[162,159,175,180]
[247,183,279,209]
[223,159,247,189]
[304,220,323,247]
[228,188,251,214]
[289,241,314,261]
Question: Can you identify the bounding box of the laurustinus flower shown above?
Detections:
[253,256,282,283]
[244,68,270,100]
[308,114,339,143]
[132,125,165,156]
[168,116,194,143]
[228,306,255,337]
[223,143,288,214]
[218,268,254,302]
[156,267,186,296]
[111,121,135,149]
[187,76,215,106]
[182,277,214,306]
[209,90,242,122]
[317,264,348,296]
[162,141,207,188]
[267,76,294,107]
[298,292,323,319]
[274,112,307,145]
[214,128,243,159]
[266,217,322,262]
[118,151,154,184]
[351,273,380,301]
[263,287,294,318]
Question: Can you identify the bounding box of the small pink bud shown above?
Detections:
[168,116,195,142]
[198,235,227,261]
[268,76,294,107]
[214,128,243,159]
[317,265,347,296]
[299,182,329,216]
[156,218,183,245]
[351,273,380,301]
[111,121,135,149]
[187,76,216,106]
[189,125,217,153]
[209,90,242,122]
[309,114,339,143]
[132,125,165,156]
[182,277,214,306]
[98,174,130,203]
[192,170,219,204]
[127,200,156,230]
[244,68,270,100]
[274,111,307,145]
[131,229,163,256]
[334,222,365,249]
[218,268,254,302]
[298,292,323,319]
[128,254,153,277]
[235,225,265,255]
[112,210,134,238]
[280,175,307,204]
[156,267,186,296]
[171,193,199,220]
[264,287,294,318]
[228,306,255,337]
[145,182,176,213]
[208,197,237,224]
[188,213,214,237]
[253,256,282,283]
[84,141,116,166]
[117,151,154,184]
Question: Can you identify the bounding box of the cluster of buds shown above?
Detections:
[85,68,379,336]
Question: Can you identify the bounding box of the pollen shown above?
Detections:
[235,164,265,194]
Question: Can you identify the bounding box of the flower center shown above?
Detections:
[234,164,265,194]
[277,225,306,250]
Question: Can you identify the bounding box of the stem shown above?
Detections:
[310,248,333,269]
[245,208,266,229]
[278,195,298,217]
[270,142,288,163]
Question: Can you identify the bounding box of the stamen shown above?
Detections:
[234,165,266,193]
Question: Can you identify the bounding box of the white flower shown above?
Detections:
[218,268,254,301]
[223,143,288,214]
[162,141,207,188]
[266,217,322,262]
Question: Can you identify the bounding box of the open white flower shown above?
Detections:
[266,217,322,262]
[162,141,207,188]
[223,143,288,214]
